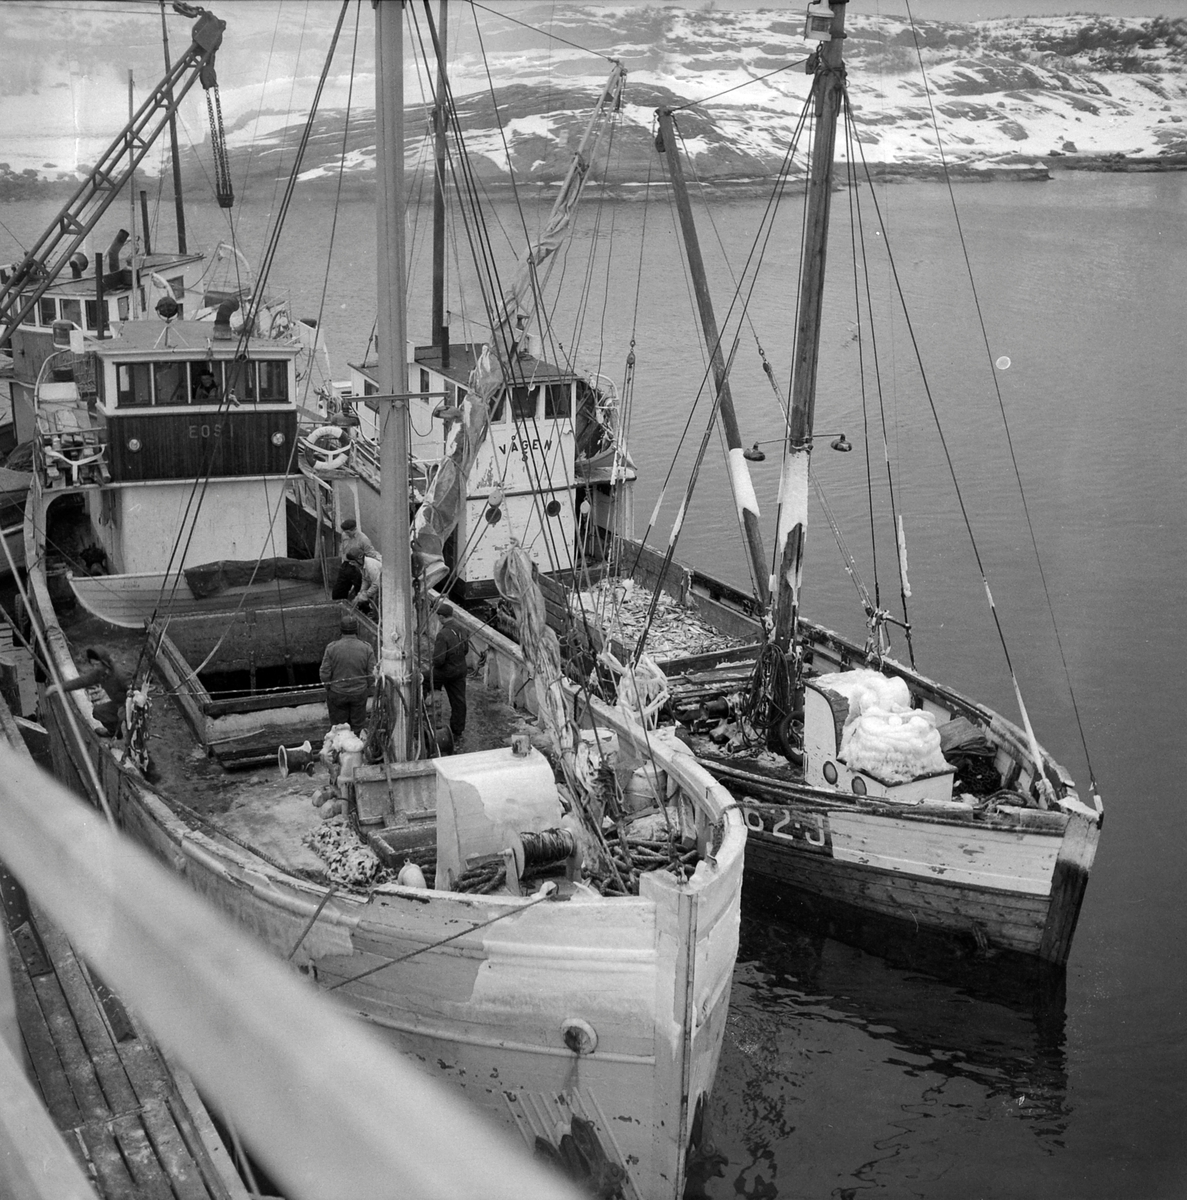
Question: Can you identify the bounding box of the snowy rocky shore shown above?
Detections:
[2,8,1185,198]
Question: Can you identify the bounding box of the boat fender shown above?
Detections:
[396,861,428,889]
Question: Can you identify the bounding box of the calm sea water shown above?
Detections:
[5,169,1185,1197]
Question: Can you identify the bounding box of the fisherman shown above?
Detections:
[348,547,382,618]
[339,517,376,561]
[45,647,130,738]
[194,368,219,401]
[422,602,469,745]
[319,614,376,735]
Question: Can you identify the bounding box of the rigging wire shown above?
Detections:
[903,0,1098,796]
[301,0,363,412]
[841,95,916,666]
[668,58,812,112]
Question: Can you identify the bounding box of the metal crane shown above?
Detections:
[0,3,231,344]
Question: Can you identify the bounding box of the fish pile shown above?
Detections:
[581,578,743,660]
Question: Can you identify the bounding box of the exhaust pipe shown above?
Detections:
[213,298,240,339]
[69,252,89,279]
[105,229,130,273]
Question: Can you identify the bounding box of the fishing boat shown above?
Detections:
[534,1,1100,966]
[19,5,743,1199]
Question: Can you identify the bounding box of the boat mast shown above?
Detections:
[430,0,448,363]
[160,0,188,255]
[375,0,414,761]
[656,107,769,607]
[772,0,848,655]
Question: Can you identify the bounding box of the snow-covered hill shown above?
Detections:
[206,8,1187,194]
[3,7,1185,197]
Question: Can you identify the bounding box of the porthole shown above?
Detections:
[127,438,142,452]
[271,431,286,446]
[822,761,838,785]
[851,776,867,796]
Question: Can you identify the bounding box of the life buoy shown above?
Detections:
[303,425,349,471]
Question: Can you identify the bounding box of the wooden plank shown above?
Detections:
[8,932,84,1130]
[78,1121,139,1200]
[110,1111,176,1200]
[31,916,140,1117]
[139,1097,217,1200]
[204,686,326,719]
[29,967,110,1126]
[0,1031,98,1200]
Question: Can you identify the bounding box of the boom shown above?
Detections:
[0,4,226,343]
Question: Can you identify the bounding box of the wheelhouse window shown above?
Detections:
[257,360,289,402]
[419,368,431,395]
[363,380,378,397]
[38,298,56,326]
[153,361,188,406]
[85,299,99,331]
[224,359,257,405]
[191,362,221,402]
[19,294,35,325]
[510,385,537,421]
[543,383,570,420]
[117,363,153,408]
[60,298,82,328]
[117,295,130,322]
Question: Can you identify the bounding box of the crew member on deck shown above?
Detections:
[339,517,376,561]
[422,602,469,746]
[319,614,375,735]
[46,648,130,738]
[348,548,382,618]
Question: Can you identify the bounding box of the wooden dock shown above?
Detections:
[4,899,248,1200]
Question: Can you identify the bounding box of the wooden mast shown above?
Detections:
[430,0,449,363]
[375,0,414,761]
[656,106,769,606]
[772,0,848,654]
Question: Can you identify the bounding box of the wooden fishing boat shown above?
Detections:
[589,2,1102,967]
[19,6,743,1199]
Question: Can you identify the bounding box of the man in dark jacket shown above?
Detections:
[46,647,130,737]
[319,614,376,734]
[422,602,469,743]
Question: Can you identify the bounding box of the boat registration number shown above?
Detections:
[741,804,832,855]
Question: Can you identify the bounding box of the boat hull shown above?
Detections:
[735,794,1097,961]
[29,513,744,1200]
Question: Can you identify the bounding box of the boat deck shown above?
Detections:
[5,902,245,1199]
[56,604,534,885]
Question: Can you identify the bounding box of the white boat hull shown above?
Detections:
[28,506,744,1200]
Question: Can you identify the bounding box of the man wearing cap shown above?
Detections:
[422,602,469,744]
[319,614,376,734]
[339,517,376,562]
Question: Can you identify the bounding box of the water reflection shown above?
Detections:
[697,884,1069,1199]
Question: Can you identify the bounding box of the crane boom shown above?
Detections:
[0,5,225,343]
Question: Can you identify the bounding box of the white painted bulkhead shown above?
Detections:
[102,478,287,574]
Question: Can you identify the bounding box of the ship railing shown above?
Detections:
[0,726,579,1200]
[32,350,108,489]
